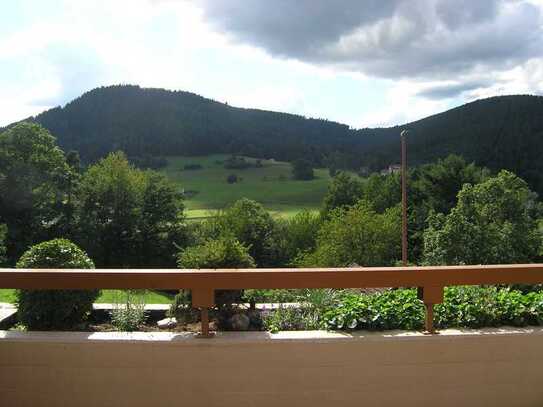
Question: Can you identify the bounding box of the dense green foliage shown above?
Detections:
[4,101,543,333]
[361,173,401,213]
[364,95,543,195]
[224,155,254,170]
[289,287,543,331]
[30,85,356,166]
[0,124,187,269]
[178,236,255,270]
[129,155,168,170]
[321,171,363,215]
[15,239,98,330]
[22,86,543,195]
[178,235,255,311]
[0,224,6,266]
[199,198,285,266]
[78,152,186,267]
[344,155,491,263]
[301,201,400,267]
[281,210,322,262]
[423,171,542,265]
[0,123,76,262]
[291,159,314,180]
[411,154,489,215]
[324,289,424,330]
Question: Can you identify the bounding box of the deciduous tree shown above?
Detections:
[423,170,542,265]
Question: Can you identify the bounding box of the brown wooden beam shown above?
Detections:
[2,265,543,290]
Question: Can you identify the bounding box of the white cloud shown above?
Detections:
[357,81,452,127]
[1,0,542,129]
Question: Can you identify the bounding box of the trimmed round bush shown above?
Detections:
[16,239,98,330]
[177,236,255,328]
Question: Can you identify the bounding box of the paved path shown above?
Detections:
[0,302,17,327]
[93,302,300,311]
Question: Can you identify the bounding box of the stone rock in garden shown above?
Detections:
[229,313,250,331]
[157,317,177,329]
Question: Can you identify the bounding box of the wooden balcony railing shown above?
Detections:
[2,264,543,336]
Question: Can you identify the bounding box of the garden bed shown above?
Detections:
[4,286,543,334]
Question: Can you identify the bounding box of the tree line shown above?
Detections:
[1,122,541,272]
[14,85,543,197]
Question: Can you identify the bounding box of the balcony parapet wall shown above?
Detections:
[1,327,542,407]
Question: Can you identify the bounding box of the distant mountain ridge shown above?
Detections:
[11,85,543,192]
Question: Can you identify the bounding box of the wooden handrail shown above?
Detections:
[2,264,543,336]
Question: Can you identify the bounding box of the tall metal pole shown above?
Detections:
[400,130,409,267]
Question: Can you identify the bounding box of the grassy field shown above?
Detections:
[0,289,174,305]
[160,154,334,219]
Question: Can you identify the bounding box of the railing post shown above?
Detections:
[418,286,443,335]
[192,288,215,338]
[424,303,435,334]
[200,307,210,337]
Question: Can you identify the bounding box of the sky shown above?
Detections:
[1,0,543,128]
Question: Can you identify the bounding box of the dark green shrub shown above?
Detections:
[0,224,6,266]
[321,171,363,215]
[195,199,286,267]
[178,236,255,270]
[224,156,252,170]
[300,201,400,267]
[226,173,238,184]
[291,159,314,180]
[183,163,203,171]
[177,236,256,328]
[16,239,98,330]
[282,210,321,262]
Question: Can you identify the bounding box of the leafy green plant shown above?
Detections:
[324,289,424,331]
[435,286,543,328]
[16,239,98,330]
[320,287,543,332]
[110,290,147,332]
[167,290,198,324]
[263,306,308,333]
[243,289,303,304]
[300,200,401,267]
[262,289,344,331]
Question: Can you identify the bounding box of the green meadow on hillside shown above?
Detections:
[160,155,335,219]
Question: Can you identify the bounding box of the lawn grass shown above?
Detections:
[0,289,17,303]
[0,289,174,305]
[160,154,334,219]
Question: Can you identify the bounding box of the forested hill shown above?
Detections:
[14,85,543,192]
[28,85,366,165]
[357,95,543,192]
